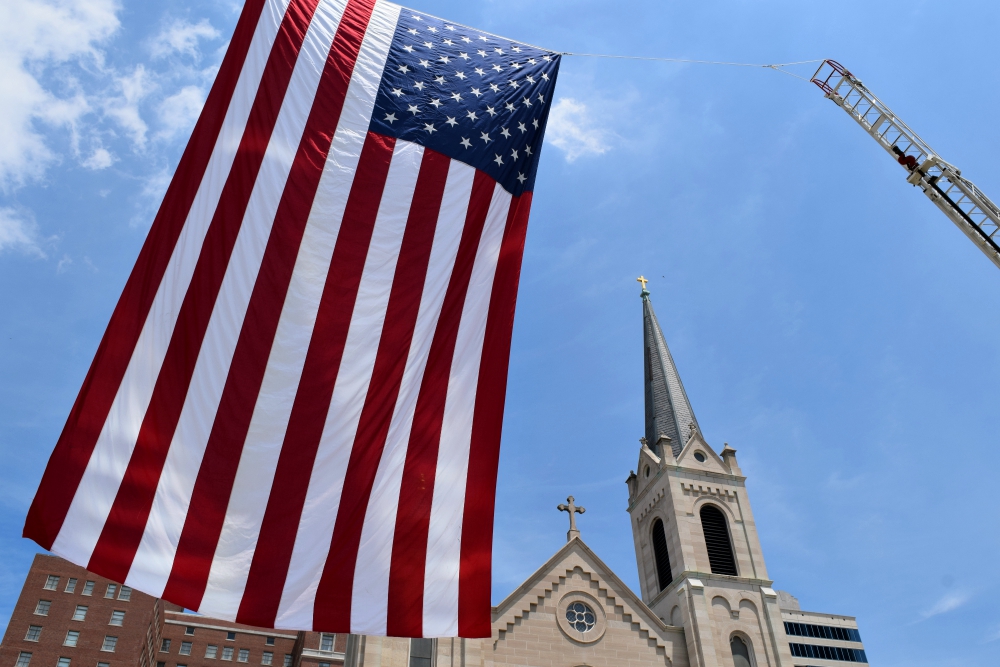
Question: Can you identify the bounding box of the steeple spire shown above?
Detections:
[639,281,700,458]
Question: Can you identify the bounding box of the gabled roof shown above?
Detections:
[641,288,700,458]
[492,537,685,649]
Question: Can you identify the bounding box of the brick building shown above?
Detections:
[0,555,158,667]
[0,557,347,667]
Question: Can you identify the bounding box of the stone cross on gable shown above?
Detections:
[557,496,586,542]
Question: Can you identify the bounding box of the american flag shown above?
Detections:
[23,0,559,639]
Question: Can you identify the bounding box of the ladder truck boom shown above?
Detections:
[811,60,1000,270]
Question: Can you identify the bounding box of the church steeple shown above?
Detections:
[639,280,700,458]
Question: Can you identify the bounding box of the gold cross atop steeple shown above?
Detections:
[637,275,649,291]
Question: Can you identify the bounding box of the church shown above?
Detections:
[346,283,869,667]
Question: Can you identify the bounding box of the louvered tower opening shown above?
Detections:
[651,518,673,590]
[699,505,738,576]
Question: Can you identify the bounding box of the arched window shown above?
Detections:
[730,636,753,667]
[651,518,673,590]
[699,505,738,576]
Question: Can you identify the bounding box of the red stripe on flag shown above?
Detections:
[22,0,269,551]
[457,192,533,638]
[161,0,377,611]
[313,148,453,631]
[83,0,324,587]
[384,170,496,638]
[234,130,396,628]
[86,0,378,585]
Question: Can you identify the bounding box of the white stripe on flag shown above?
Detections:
[421,183,512,636]
[350,159,475,635]
[125,0,348,600]
[274,138,422,629]
[199,0,398,619]
[53,0,294,570]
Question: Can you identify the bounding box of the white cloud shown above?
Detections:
[0,0,120,188]
[921,591,971,619]
[158,85,206,140]
[0,207,45,257]
[82,146,115,170]
[150,18,220,59]
[56,253,73,273]
[104,65,154,149]
[546,97,612,163]
[130,167,172,227]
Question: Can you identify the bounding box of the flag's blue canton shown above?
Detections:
[370,10,560,196]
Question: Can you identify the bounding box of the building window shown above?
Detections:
[177,664,188,667]
[651,518,673,590]
[109,611,125,626]
[222,648,234,661]
[319,663,330,667]
[185,627,195,636]
[97,663,110,667]
[35,600,51,616]
[56,659,70,667]
[730,636,753,667]
[25,626,42,641]
[104,585,117,599]
[82,582,95,596]
[262,652,273,665]
[101,637,118,653]
[699,505,738,576]
[784,621,862,643]
[158,662,166,667]
[237,650,249,663]
[65,579,78,594]
[206,646,218,659]
[180,643,192,656]
[789,643,867,662]
[283,656,292,667]
[319,635,334,652]
[160,639,171,653]
[15,653,31,667]
[409,639,433,667]
[226,632,236,642]
[118,587,132,602]
[72,606,88,621]
[265,638,274,647]
[64,631,80,648]
[44,576,60,591]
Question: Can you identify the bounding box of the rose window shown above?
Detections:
[565,601,597,633]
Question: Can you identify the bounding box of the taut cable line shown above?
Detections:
[560,53,825,81]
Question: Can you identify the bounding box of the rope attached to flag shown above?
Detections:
[560,53,826,81]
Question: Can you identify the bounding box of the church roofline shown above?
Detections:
[492,536,681,638]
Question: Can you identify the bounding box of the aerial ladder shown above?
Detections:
[811,60,1000,270]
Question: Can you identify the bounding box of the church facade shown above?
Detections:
[347,285,868,667]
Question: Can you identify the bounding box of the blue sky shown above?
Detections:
[1,0,999,665]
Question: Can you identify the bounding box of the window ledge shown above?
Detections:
[300,649,346,661]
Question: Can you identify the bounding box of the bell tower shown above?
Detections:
[625,281,796,667]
